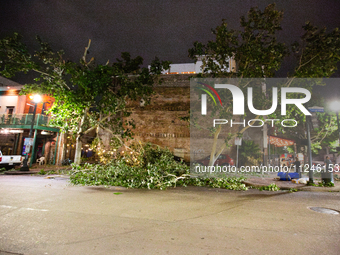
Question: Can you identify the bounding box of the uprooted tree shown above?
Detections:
[188,3,340,166]
[0,33,171,165]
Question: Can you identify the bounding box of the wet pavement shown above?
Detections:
[0,175,340,255]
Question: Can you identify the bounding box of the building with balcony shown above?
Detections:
[0,76,61,166]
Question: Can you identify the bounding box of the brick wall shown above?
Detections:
[102,74,264,163]
[128,75,191,160]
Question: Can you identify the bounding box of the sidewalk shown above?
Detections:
[3,165,340,192]
[243,177,340,192]
[3,164,71,175]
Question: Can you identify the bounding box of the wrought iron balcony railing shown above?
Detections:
[0,113,52,128]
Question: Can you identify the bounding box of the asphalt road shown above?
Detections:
[0,175,339,255]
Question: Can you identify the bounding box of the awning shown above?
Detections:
[268,136,295,147]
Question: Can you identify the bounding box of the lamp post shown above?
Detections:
[20,94,42,171]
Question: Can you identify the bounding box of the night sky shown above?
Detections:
[1,0,340,79]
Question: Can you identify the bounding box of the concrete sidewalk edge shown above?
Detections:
[243,178,340,192]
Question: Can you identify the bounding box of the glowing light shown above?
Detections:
[32,94,42,103]
[9,129,24,134]
[1,129,9,134]
[181,71,196,74]
[329,101,340,112]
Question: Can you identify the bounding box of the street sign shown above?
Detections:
[25,145,31,153]
[24,138,34,146]
[235,137,242,146]
[308,106,324,113]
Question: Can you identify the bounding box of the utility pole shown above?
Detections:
[261,75,268,167]
[262,124,268,165]
[306,116,313,184]
[307,106,325,184]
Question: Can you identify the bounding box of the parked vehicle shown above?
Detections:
[0,150,23,169]
[194,154,234,166]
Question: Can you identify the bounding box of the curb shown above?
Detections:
[242,180,340,192]
[3,170,40,175]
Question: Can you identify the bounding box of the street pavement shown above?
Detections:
[0,175,339,255]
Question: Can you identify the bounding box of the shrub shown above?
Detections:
[239,140,262,166]
[38,169,47,175]
[318,181,335,187]
[259,183,280,191]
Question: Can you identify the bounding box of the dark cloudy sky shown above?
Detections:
[1,0,340,78]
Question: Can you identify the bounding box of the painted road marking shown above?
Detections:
[1,205,49,212]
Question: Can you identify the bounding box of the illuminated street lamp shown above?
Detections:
[329,101,340,147]
[20,94,42,171]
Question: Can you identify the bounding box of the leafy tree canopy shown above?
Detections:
[0,33,171,164]
[188,3,340,165]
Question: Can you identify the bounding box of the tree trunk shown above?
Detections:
[74,134,82,165]
[60,133,67,165]
[74,108,88,165]
[208,125,222,166]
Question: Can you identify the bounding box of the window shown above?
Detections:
[28,105,34,113]
[6,106,14,115]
